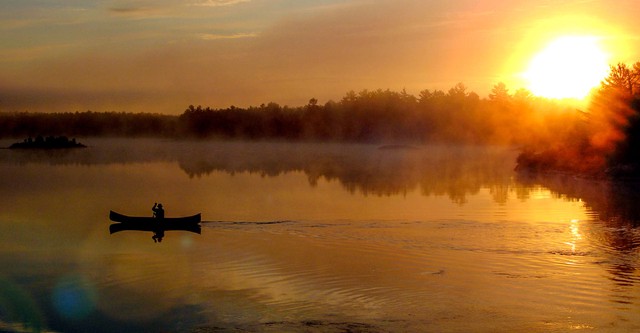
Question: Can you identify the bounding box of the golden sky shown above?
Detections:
[1,0,639,113]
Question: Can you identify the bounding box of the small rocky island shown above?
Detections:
[9,136,86,149]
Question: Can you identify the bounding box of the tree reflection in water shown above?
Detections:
[176,142,520,205]
[3,139,640,252]
[0,139,523,204]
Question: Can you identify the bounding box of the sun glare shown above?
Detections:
[523,36,609,99]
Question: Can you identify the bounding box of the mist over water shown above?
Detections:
[0,139,639,332]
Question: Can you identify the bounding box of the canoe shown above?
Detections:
[109,210,201,224]
[109,223,201,235]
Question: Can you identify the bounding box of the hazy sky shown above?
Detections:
[2,0,639,113]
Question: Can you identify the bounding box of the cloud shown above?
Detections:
[105,0,184,19]
[191,0,251,7]
[107,5,170,19]
[199,32,257,40]
[109,6,146,14]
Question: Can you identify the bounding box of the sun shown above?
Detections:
[523,36,610,99]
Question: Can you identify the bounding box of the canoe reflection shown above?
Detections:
[109,222,201,242]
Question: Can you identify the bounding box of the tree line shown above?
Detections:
[177,84,582,145]
[0,83,584,147]
[516,61,640,177]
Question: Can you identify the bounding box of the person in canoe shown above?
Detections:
[152,203,165,219]
[151,203,165,243]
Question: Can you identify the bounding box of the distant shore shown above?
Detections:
[8,135,86,149]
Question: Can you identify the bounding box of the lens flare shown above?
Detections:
[52,275,97,320]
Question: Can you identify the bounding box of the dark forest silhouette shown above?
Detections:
[0,83,580,147]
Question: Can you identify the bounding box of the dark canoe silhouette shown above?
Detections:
[109,223,201,235]
[109,210,201,224]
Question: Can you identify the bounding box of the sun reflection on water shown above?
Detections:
[564,218,583,254]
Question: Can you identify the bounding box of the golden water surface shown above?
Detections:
[0,139,639,332]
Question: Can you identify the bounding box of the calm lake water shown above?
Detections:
[1,139,640,332]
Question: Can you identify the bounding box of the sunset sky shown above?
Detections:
[2,0,640,113]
